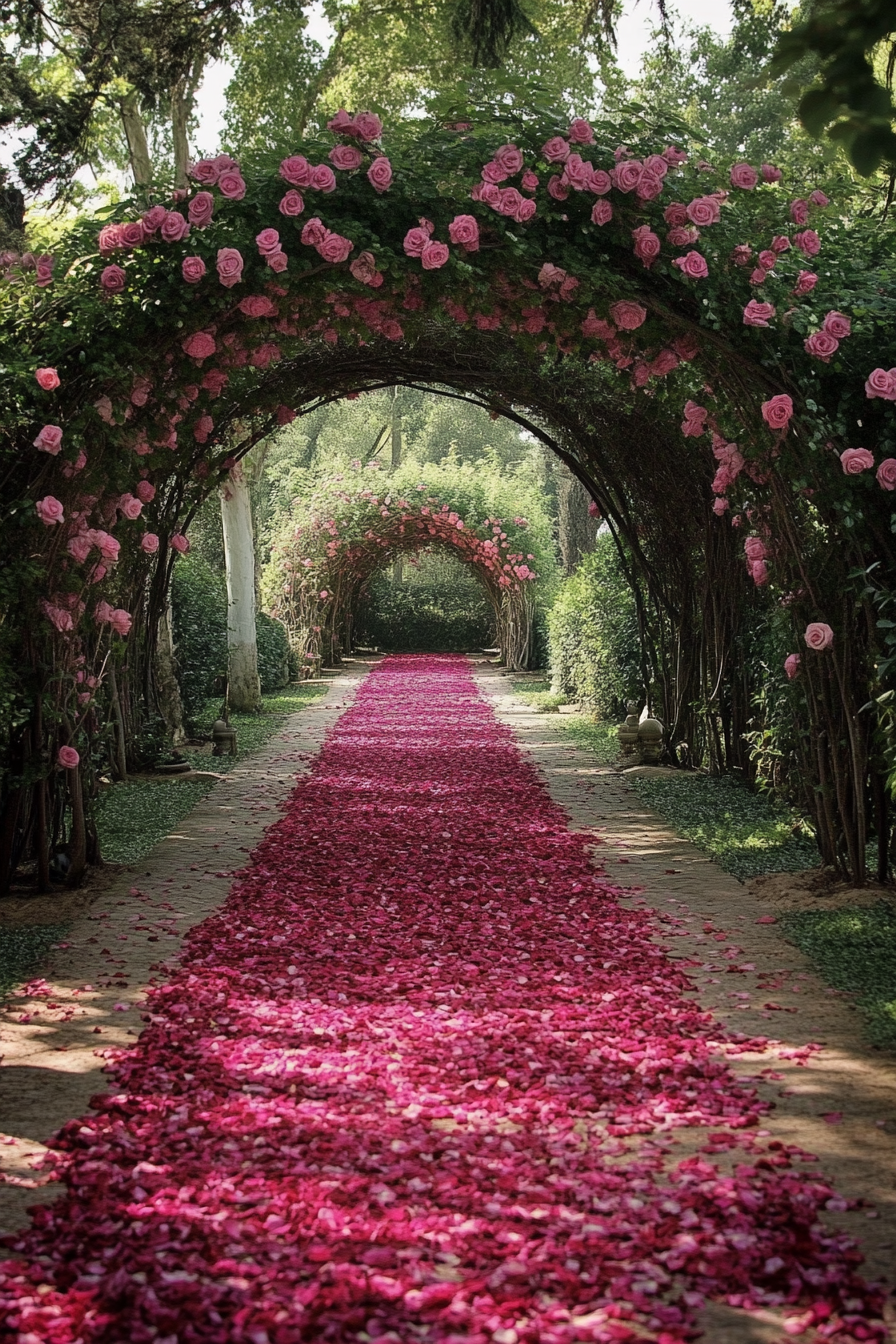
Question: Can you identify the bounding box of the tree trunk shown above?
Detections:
[119,91,153,186]
[156,601,187,746]
[171,58,204,189]
[558,467,598,574]
[220,464,262,712]
[391,389,403,583]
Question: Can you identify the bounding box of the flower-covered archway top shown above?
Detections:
[8,100,894,674]
[262,459,554,671]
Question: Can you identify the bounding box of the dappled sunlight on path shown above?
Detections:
[0,657,887,1342]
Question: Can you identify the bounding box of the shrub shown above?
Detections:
[355,552,493,651]
[547,534,640,718]
[256,612,291,691]
[171,554,228,729]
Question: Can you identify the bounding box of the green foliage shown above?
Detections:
[547,533,640,719]
[170,552,228,729]
[0,923,69,999]
[779,903,896,1051]
[555,715,621,765]
[629,772,819,883]
[255,611,291,691]
[356,551,492,650]
[511,676,568,711]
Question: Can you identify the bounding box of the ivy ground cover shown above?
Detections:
[0,656,886,1343]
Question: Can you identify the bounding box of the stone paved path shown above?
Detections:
[476,664,896,1342]
[0,664,369,1235]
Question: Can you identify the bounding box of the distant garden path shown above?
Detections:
[0,656,892,1343]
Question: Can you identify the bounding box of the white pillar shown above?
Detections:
[220,463,262,712]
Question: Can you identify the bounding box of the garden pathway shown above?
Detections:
[0,663,369,1236]
[0,654,891,1344]
[477,664,896,1342]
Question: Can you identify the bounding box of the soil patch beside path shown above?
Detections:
[0,662,372,1234]
[477,662,896,1343]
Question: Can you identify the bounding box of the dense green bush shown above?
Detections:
[355,552,493,652]
[171,555,294,728]
[171,554,228,728]
[548,534,640,718]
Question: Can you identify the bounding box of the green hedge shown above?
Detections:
[355,553,492,651]
[547,534,640,718]
[171,554,292,730]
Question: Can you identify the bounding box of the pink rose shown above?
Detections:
[140,532,160,553]
[317,231,354,264]
[494,143,524,175]
[239,295,277,317]
[793,228,820,256]
[784,653,801,679]
[188,192,214,228]
[448,215,479,251]
[36,495,64,525]
[761,393,793,431]
[613,160,642,192]
[804,330,839,361]
[840,447,874,474]
[35,367,60,390]
[761,163,782,182]
[136,481,155,503]
[182,256,206,284]
[193,413,214,442]
[668,226,699,246]
[327,109,355,136]
[609,300,646,330]
[809,188,830,207]
[591,200,612,226]
[108,608,132,637]
[301,217,328,247]
[182,331,216,360]
[421,240,450,270]
[521,168,539,193]
[587,168,612,195]
[792,270,818,296]
[58,746,80,769]
[141,205,167,234]
[67,532,92,562]
[632,225,660,268]
[170,533,191,554]
[330,144,363,170]
[98,223,123,254]
[515,197,536,222]
[120,221,145,248]
[498,186,523,216]
[542,136,570,163]
[663,145,688,165]
[731,243,752,266]
[354,111,383,141]
[750,266,768,285]
[403,226,431,258]
[160,210,189,242]
[547,175,569,201]
[268,250,288,272]
[743,299,776,327]
[203,369,229,396]
[278,189,306,215]
[664,202,688,226]
[118,492,142,520]
[672,250,708,279]
[712,496,729,516]
[804,622,833,651]
[771,234,791,253]
[34,424,63,454]
[568,118,594,144]
[349,251,383,286]
[255,228,281,256]
[876,458,896,490]
[101,264,126,293]
[864,368,896,400]
[750,559,769,585]
[744,536,766,562]
[93,530,120,562]
[280,155,312,187]
[366,156,392,194]
[190,158,219,184]
[216,247,243,288]
[218,169,246,199]
[539,263,566,288]
[310,164,337,192]
[790,198,810,225]
[683,400,708,425]
[94,599,114,625]
[562,153,591,191]
[685,195,721,226]
[823,310,851,339]
[758,249,777,270]
[730,162,758,189]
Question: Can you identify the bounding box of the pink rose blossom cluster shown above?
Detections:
[301,216,354,264]
[278,155,337,194]
[326,108,383,141]
[681,399,708,437]
[94,599,132,636]
[865,367,896,401]
[744,535,769,585]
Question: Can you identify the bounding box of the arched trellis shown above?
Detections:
[264,471,546,672]
[2,109,895,886]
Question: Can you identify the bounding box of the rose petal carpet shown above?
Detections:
[0,656,887,1343]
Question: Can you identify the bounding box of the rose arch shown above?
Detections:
[2,103,896,887]
[262,462,552,673]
